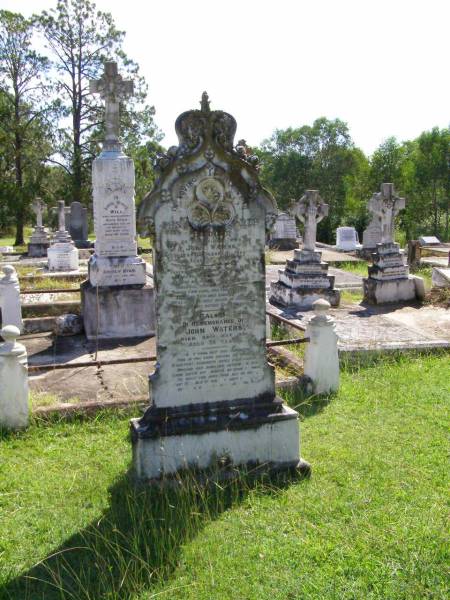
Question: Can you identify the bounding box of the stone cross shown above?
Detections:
[368,183,405,244]
[89,61,134,151]
[32,197,44,228]
[291,190,329,251]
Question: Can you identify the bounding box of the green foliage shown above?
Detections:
[0,355,448,599]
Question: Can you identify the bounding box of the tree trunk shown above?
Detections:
[14,96,24,246]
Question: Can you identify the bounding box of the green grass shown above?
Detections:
[0,354,449,599]
[338,261,369,277]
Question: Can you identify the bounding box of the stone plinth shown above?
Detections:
[363,242,423,304]
[81,281,155,339]
[47,243,79,272]
[88,255,146,287]
[270,248,340,309]
[0,265,23,331]
[0,325,28,429]
[131,93,308,480]
[304,299,339,394]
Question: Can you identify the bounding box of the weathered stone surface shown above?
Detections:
[28,198,50,257]
[303,300,339,394]
[336,226,360,251]
[53,314,84,336]
[362,214,382,250]
[269,212,298,250]
[0,265,23,331]
[88,255,146,287]
[47,244,79,272]
[420,236,441,246]
[0,325,28,429]
[432,267,450,288]
[131,93,304,479]
[363,276,417,304]
[81,281,155,339]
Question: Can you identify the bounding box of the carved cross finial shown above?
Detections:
[291,190,329,251]
[90,61,134,151]
[368,183,405,244]
[32,197,44,227]
[200,91,210,113]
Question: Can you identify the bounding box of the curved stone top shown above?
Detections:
[1,265,18,282]
[0,324,20,342]
[137,93,277,235]
[0,324,26,356]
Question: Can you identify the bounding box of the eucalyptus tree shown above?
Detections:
[0,10,54,244]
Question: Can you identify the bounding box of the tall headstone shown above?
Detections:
[131,93,309,480]
[270,190,340,309]
[47,200,79,271]
[363,184,423,304]
[67,201,90,248]
[268,212,299,250]
[28,197,50,257]
[81,62,154,339]
[362,214,382,251]
[0,265,23,332]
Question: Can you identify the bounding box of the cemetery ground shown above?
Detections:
[0,352,448,600]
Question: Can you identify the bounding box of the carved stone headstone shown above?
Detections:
[270,191,340,309]
[363,184,423,304]
[47,200,79,272]
[28,197,50,258]
[0,265,23,332]
[268,212,298,250]
[131,93,308,480]
[81,61,153,339]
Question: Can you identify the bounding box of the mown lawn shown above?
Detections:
[0,354,448,600]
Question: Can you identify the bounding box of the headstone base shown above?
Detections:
[81,281,155,339]
[130,403,306,480]
[431,267,450,288]
[28,242,50,258]
[270,282,341,309]
[47,243,79,271]
[88,254,146,287]
[363,276,420,304]
[268,238,299,250]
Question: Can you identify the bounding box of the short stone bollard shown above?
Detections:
[0,265,23,332]
[304,299,339,394]
[0,325,29,429]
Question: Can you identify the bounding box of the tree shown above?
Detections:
[0,10,54,244]
[37,0,161,205]
[258,118,359,242]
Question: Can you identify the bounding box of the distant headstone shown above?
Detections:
[47,200,79,271]
[0,265,23,332]
[268,212,298,250]
[67,201,89,248]
[270,190,340,309]
[131,93,308,480]
[28,197,50,258]
[363,184,423,304]
[336,226,360,251]
[419,236,441,246]
[0,246,13,254]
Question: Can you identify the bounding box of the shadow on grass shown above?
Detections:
[280,384,336,420]
[1,465,306,600]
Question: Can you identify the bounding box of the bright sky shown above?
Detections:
[3,0,449,154]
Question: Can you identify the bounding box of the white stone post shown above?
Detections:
[304,299,339,394]
[0,265,23,332]
[0,325,29,429]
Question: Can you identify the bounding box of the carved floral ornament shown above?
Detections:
[188,177,235,229]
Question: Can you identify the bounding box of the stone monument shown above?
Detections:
[362,213,382,252]
[335,226,360,251]
[363,183,424,304]
[0,325,29,429]
[28,197,50,257]
[47,200,79,271]
[131,93,309,480]
[268,212,298,250]
[270,190,340,309]
[0,265,23,332]
[66,201,90,248]
[81,61,153,339]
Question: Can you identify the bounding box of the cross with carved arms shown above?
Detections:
[291,190,329,252]
[90,61,134,151]
[368,183,405,244]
